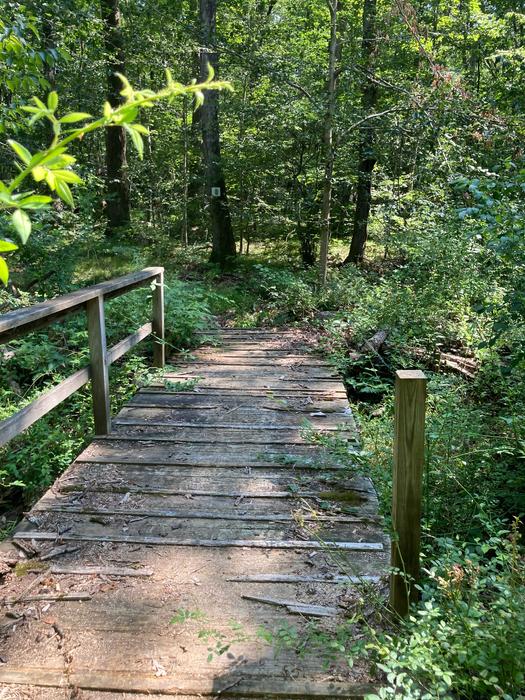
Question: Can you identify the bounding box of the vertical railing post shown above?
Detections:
[152,268,165,368]
[390,369,427,617]
[87,294,111,435]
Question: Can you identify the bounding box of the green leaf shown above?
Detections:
[0,257,8,285]
[60,112,92,124]
[32,96,47,111]
[52,169,83,184]
[32,166,47,182]
[0,240,18,253]
[55,179,74,207]
[131,123,149,135]
[194,90,205,111]
[17,194,53,210]
[12,209,31,244]
[124,124,144,158]
[7,140,31,165]
[47,91,59,112]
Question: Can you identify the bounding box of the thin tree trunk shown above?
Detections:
[345,0,378,264]
[319,0,339,284]
[101,0,131,233]
[198,0,236,267]
[181,95,189,247]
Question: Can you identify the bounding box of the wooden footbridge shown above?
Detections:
[0,269,426,699]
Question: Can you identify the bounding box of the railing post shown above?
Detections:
[390,369,427,617]
[87,294,111,435]
[152,269,165,368]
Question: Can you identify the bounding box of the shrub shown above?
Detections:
[367,521,525,700]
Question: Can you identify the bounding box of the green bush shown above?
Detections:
[367,521,525,700]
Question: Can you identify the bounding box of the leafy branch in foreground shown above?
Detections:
[0,66,231,284]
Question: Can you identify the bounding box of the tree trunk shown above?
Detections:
[198,0,236,267]
[319,0,339,284]
[345,0,378,264]
[101,0,131,233]
[181,95,189,247]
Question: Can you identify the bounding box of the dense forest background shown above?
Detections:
[1,0,525,697]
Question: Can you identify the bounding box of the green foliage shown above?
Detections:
[366,522,525,700]
[170,608,206,624]
[0,69,231,282]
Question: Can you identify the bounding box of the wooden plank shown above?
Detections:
[164,368,339,380]
[227,573,381,584]
[5,593,92,603]
[242,594,337,617]
[106,322,152,366]
[141,386,348,397]
[390,370,427,617]
[157,376,343,389]
[0,267,163,344]
[241,594,337,617]
[95,433,356,446]
[49,566,153,577]
[152,269,165,368]
[36,504,370,524]
[87,295,111,435]
[112,419,351,432]
[128,392,351,410]
[56,484,351,499]
[0,669,377,697]
[186,358,329,367]
[14,531,384,550]
[73,456,347,471]
[0,366,91,447]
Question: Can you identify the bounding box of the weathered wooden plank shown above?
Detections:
[227,573,381,584]
[390,369,427,617]
[127,396,353,416]
[157,376,343,391]
[0,267,163,344]
[112,419,351,432]
[241,594,338,617]
[152,269,165,368]
[0,669,377,697]
[95,432,357,446]
[35,503,370,524]
[138,382,347,401]
[187,357,330,367]
[56,484,368,501]
[106,322,152,366]
[73,456,348,471]
[4,593,92,603]
[164,367,339,380]
[0,366,90,448]
[14,531,384,550]
[87,295,111,435]
[49,566,153,577]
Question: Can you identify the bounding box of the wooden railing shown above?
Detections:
[0,267,165,447]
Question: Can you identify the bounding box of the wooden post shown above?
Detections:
[87,294,111,435]
[152,269,165,368]
[390,369,427,617]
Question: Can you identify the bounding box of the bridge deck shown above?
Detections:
[0,328,388,698]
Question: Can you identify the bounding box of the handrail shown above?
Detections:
[0,267,165,447]
[0,266,163,344]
